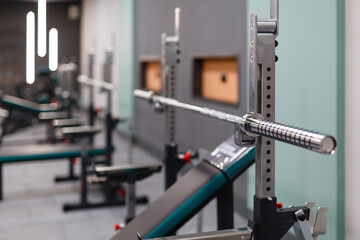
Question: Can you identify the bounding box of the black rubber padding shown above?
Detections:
[96,163,162,182]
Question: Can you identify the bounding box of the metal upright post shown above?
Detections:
[162,8,181,190]
[105,48,114,167]
[80,145,88,205]
[249,0,277,203]
[88,51,95,127]
[105,48,113,116]
[248,1,282,239]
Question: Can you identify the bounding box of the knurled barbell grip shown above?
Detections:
[244,117,337,154]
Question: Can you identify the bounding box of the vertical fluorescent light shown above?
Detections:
[26,11,35,84]
[37,0,47,57]
[49,28,58,71]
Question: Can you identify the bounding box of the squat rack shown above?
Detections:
[134,0,336,239]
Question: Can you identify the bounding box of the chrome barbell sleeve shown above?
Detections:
[243,116,337,155]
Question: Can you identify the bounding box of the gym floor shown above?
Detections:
[0,122,247,240]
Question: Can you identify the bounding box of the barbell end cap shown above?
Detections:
[320,135,337,155]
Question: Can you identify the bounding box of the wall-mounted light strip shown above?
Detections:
[26,11,35,84]
[37,0,47,57]
[49,28,58,71]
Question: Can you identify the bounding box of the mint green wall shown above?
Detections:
[117,0,135,133]
[247,1,345,239]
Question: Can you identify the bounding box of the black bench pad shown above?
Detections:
[52,119,85,127]
[95,163,162,182]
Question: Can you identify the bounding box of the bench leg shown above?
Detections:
[63,179,148,212]
[217,182,234,230]
[125,180,136,224]
[165,144,179,190]
[54,158,79,182]
[80,156,88,205]
[63,156,91,212]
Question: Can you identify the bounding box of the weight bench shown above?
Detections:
[38,112,70,121]
[55,125,103,141]
[0,143,107,200]
[52,118,86,128]
[111,137,255,240]
[96,163,162,223]
[0,93,70,143]
[0,94,60,113]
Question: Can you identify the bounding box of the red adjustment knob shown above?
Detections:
[95,107,102,114]
[183,152,192,164]
[276,203,283,209]
[118,188,126,197]
[72,157,79,164]
[114,223,122,231]
[61,139,68,144]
